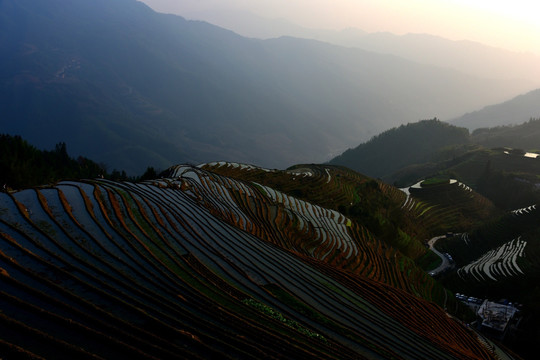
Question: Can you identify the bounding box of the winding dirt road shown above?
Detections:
[428,235,452,276]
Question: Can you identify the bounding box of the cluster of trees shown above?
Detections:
[337,179,427,260]
[0,134,160,190]
[476,160,540,210]
[0,134,104,190]
[471,117,540,150]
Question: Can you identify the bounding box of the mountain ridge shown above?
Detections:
[169,6,540,83]
[329,119,470,180]
[451,88,540,130]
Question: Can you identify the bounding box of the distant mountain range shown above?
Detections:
[0,0,535,174]
[177,8,540,83]
[451,88,540,130]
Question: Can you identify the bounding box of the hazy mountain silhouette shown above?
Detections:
[178,8,340,40]
[317,32,540,83]
[451,88,540,130]
[0,0,533,174]
[180,9,540,84]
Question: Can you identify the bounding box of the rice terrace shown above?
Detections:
[1,162,531,359]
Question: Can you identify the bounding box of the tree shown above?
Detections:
[140,167,158,181]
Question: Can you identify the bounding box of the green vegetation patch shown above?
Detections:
[421,175,450,187]
[242,298,328,343]
[416,250,442,271]
[263,284,330,325]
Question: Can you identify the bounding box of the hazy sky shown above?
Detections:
[141,0,540,55]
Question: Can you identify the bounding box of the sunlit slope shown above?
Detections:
[197,163,444,270]
[0,165,508,359]
[170,164,438,299]
[200,162,498,266]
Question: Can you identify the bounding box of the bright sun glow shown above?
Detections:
[457,0,540,22]
[373,0,540,53]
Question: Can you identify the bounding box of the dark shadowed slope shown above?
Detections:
[328,119,470,179]
[328,117,540,189]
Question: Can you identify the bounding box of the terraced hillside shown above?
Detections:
[401,179,500,236]
[439,204,540,269]
[0,164,511,359]
[201,162,499,265]
[390,146,540,210]
[439,204,540,289]
[168,164,452,303]
[196,162,376,210]
[434,203,540,359]
[199,162,433,260]
[457,236,527,282]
